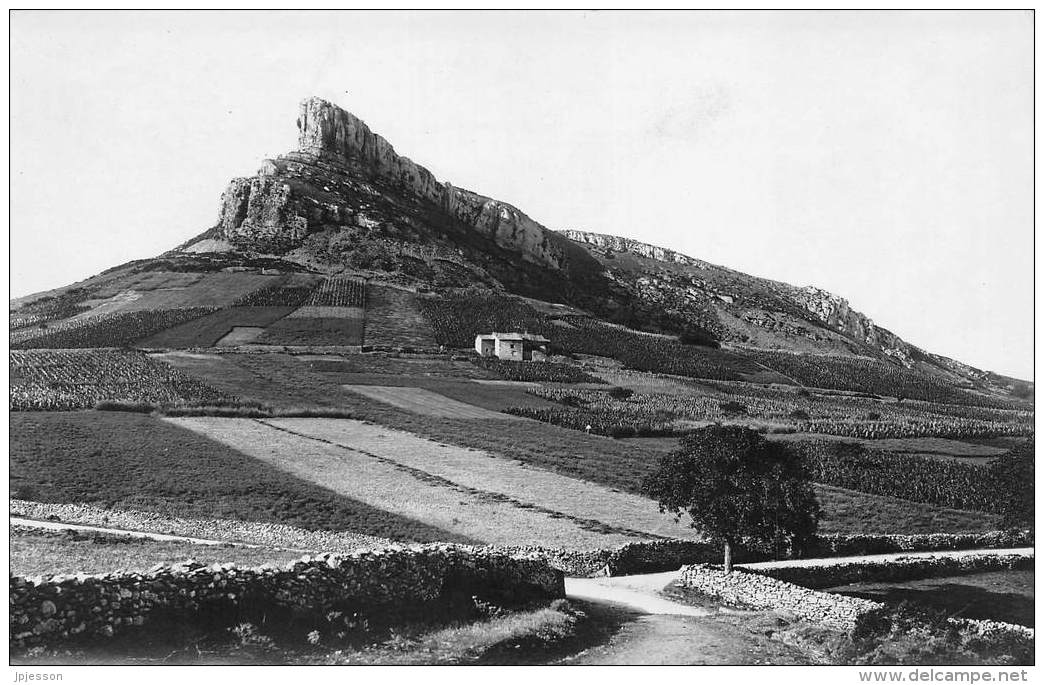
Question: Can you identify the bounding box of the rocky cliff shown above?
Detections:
[217,97,576,271]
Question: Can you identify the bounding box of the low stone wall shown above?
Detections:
[680,564,889,634]
[494,540,765,577]
[497,530,1033,578]
[807,531,1033,558]
[754,552,1034,589]
[681,559,1036,644]
[10,545,564,652]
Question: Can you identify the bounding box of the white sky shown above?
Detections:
[9,10,1033,379]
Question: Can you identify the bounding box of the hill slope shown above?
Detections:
[9,97,1030,401]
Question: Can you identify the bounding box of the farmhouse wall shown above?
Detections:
[10,545,564,651]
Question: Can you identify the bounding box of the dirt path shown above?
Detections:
[559,609,811,665]
[556,547,1034,665]
[561,574,809,664]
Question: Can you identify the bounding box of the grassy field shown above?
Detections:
[257,316,365,346]
[152,352,1001,535]
[827,569,1034,627]
[10,411,469,543]
[296,354,498,378]
[264,417,702,540]
[814,485,998,534]
[365,285,437,349]
[89,272,279,311]
[169,416,652,548]
[139,306,296,347]
[10,526,304,577]
[342,385,528,419]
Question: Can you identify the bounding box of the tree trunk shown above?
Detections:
[723,540,733,573]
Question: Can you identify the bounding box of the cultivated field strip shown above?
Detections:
[364,285,437,349]
[288,306,365,319]
[261,417,703,541]
[166,416,647,549]
[342,385,527,420]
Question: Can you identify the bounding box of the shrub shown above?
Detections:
[719,401,747,416]
[607,386,634,400]
[678,328,720,348]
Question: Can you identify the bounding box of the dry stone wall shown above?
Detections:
[497,530,1033,578]
[681,564,889,634]
[756,552,1033,590]
[10,545,563,652]
[806,531,1033,558]
[682,555,1035,642]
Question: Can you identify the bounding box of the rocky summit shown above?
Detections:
[206,97,603,300]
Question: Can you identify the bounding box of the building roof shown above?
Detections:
[475,332,550,343]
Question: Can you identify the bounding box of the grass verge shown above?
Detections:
[10,526,304,577]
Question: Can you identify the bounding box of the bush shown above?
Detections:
[678,328,720,348]
[607,386,634,400]
[719,401,747,416]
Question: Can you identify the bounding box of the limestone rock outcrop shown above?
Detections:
[559,229,713,268]
[217,97,575,270]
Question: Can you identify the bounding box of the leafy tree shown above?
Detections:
[989,439,1034,529]
[642,425,820,571]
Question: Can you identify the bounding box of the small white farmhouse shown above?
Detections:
[474,332,550,361]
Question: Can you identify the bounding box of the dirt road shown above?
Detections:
[558,547,1034,665]
[562,574,810,664]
